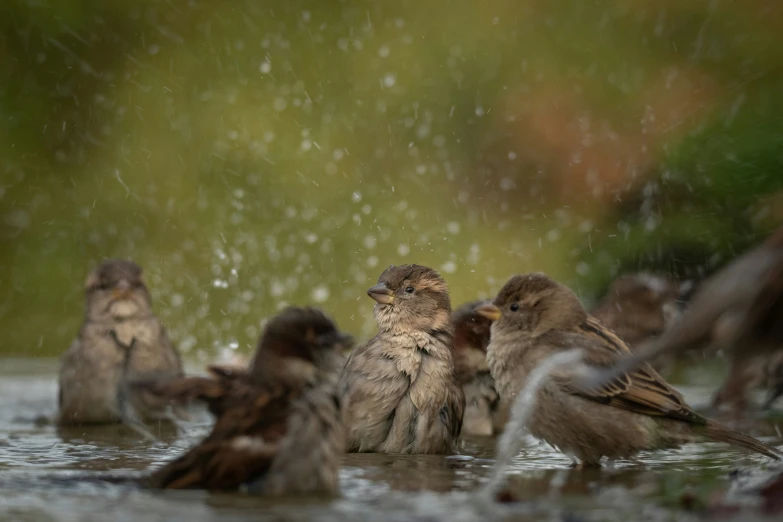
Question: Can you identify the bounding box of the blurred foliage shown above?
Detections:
[1,0,782,358]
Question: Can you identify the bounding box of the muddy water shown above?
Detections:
[0,358,781,522]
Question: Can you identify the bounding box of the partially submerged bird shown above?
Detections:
[480,273,781,466]
[58,259,184,427]
[340,264,465,454]
[140,307,350,494]
[451,301,504,437]
[585,225,783,403]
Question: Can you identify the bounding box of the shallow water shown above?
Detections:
[1,358,782,522]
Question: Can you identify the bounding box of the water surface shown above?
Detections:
[1,358,781,521]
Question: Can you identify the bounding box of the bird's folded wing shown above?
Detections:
[158,325,184,375]
[547,319,706,425]
[339,341,410,446]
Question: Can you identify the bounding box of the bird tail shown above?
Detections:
[704,422,782,460]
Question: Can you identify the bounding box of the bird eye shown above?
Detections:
[509,303,519,312]
[405,286,415,294]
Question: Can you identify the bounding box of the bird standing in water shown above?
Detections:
[340,264,465,454]
[141,307,350,495]
[480,273,781,467]
[58,259,183,427]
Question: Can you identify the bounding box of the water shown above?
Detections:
[1,358,781,521]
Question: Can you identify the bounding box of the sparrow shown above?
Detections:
[586,225,783,392]
[479,273,781,467]
[58,259,184,427]
[339,264,465,454]
[451,300,505,436]
[591,273,683,349]
[140,306,350,494]
[591,273,684,375]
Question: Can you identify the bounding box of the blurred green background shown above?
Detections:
[1,0,782,359]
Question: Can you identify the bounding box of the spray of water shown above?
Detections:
[480,348,585,500]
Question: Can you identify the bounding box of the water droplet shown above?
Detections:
[441,261,457,274]
[311,285,330,303]
[273,97,287,111]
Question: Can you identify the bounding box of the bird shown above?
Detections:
[139,306,351,494]
[591,273,684,375]
[479,272,781,467]
[451,300,505,437]
[339,264,465,454]
[591,273,683,349]
[58,259,184,428]
[584,225,783,401]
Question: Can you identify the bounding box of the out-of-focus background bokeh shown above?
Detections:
[2,0,782,359]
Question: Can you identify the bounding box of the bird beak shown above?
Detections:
[476,303,501,321]
[367,283,395,305]
[112,279,132,300]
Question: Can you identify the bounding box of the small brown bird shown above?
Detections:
[591,273,684,375]
[587,225,783,395]
[480,273,781,466]
[340,264,465,454]
[591,273,683,349]
[451,300,504,437]
[140,307,350,494]
[58,259,184,427]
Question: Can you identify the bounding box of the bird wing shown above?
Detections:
[157,324,185,376]
[549,316,706,425]
[444,380,466,440]
[144,375,298,490]
[338,338,411,451]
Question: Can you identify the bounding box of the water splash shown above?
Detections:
[480,349,584,500]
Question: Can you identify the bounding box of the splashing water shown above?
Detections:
[480,349,585,500]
